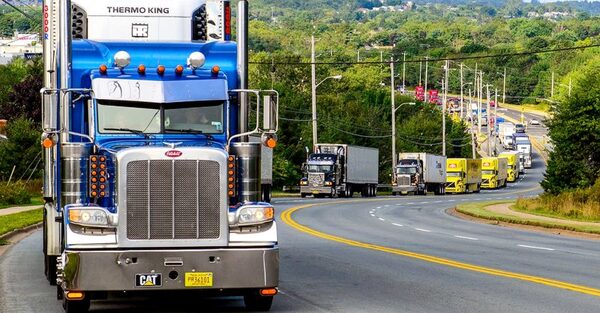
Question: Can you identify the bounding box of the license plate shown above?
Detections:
[184,272,213,287]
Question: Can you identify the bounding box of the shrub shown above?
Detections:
[0,182,31,206]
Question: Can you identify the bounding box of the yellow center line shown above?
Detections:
[281,199,600,298]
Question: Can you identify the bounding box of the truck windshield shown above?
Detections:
[397,167,417,174]
[97,100,224,134]
[307,164,333,173]
[482,170,495,175]
[447,172,462,177]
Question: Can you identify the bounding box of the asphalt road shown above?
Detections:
[4,110,598,313]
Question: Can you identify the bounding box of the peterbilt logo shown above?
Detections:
[165,150,183,158]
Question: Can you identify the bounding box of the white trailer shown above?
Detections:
[393,153,447,195]
[498,122,515,149]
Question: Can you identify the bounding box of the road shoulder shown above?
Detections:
[451,201,600,240]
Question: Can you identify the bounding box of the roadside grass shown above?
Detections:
[500,103,551,117]
[0,197,43,210]
[0,208,43,244]
[513,185,600,222]
[456,201,600,234]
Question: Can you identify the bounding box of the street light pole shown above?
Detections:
[391,57,396,182]
[311,35,317,151]
[419,60,422,86]
[486,84,491,157]
[469,88,476,159]
[494,88,498,156]
[503,67,506,105]
[392,101,416,183]
[460,63,464,119]
[443,60,449,156]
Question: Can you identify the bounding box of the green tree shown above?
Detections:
[0,118,41,181]
[541,57,600,194]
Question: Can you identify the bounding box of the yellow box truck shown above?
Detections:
[481,157,508,189]
[499,151,521,183]
[446,159,482,193]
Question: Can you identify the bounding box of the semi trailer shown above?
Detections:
[41,0,280,311]
[393,153,447,195]
[300,144,379,198]
[445,158,482,194]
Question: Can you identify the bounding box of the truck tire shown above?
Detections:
[62,297,90,313]
[45,255,57,286]
[244,293,274,311]
[300,193,307,198]
[373,186,378,197]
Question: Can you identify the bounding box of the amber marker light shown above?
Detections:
[42,137,55,149]
[211,65,220,76]
[265,137,277,148]
[157,65,166,76]
[259,288,278,296]
[138,64,146,75]
[99,64,108,75]
[175,65,184,76]
[65,291,85,300]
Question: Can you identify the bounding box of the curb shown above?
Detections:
[0,222,42,243]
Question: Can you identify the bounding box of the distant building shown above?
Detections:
[0,33,42,64]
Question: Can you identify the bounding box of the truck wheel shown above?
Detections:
[62,297,90,313]
[300,193,307,198]
[244,294,274,311]
[373,186,377,197]
[45,255,57,286]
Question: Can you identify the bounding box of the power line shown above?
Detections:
[250,43,600,66]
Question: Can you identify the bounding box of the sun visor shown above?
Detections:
[92,78,228,103]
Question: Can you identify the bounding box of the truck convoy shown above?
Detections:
[393,153,447,195]
[445,158,482,194]
[300,144,379,198]
[499,151,521,182]
[41,0,280,311]
[481,157,508,189]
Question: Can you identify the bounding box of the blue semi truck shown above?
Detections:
[41,0,279,311]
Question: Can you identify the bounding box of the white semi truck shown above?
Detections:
[393,153,447,195]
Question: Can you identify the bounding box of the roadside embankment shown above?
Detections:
[0,207,43,246]
[454,201,600,239]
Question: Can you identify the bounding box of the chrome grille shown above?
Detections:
[126,160,221,240]
[308,173,324,186]
[398,175,411,186]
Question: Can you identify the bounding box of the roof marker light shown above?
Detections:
[114,51,131,69]
[212,65,220,76]
[99,64,108,75]
[157,65,166,76]
[175,65,184,76]
[187,52,206,69]
[138,64,146,75]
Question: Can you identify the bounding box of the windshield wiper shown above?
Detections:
[104,128,150,139]
[164,128,205,134]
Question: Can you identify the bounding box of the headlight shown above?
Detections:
[324,181,333,186]
[68,207,115,228]
[300,180,308,186]
[232,205,274,226]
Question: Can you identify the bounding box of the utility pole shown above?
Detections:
[460,63,464,119]
[402,52,406,91]
[478,71,483,135]
[424,56,429,103]
[469,88,476,159]
[443,60,449,156]
[391,57,397,183]
[494,88,498,156]
[419,61,422,85]
[551,71,555,98]
[502,67,506,105]
[486,84,491,157]
[311,35,318,151]
[569,78,572,96]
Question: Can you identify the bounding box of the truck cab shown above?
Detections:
[300,153,338,197]
[481,157,508,189]
[41,0,279,311]
[393,153,446,196]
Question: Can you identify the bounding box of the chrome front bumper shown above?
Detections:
[392,186,417,193]
[300,186,333,195]
[60,247,279,291]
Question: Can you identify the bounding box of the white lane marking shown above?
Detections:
[421,202,430,204]
[415,228,432,233]
[370,214,375,217]
[376,206,382,209]
[448,200,456,202]
[384,205,390,207]
[518,244,555,251]
[406,202,414,205]
[392,223,404,227]
[378,218,386,221]
[454,235,479,241]
[433,201,442,203]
